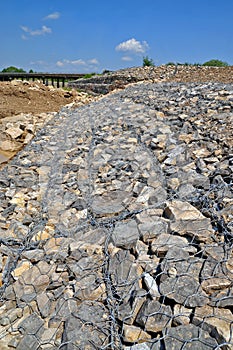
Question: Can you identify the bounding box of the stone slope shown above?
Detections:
[0,82,232,349]
[68,65,233,94]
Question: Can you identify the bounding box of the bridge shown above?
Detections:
[0,72,86,88]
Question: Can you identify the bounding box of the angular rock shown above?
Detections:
[193,305,233,345]
[123,324,151,343]
[150,233,197,256]
[16,334,40,350]
[117,289,146,325]
[109,250,142,297]
[62,301,109,349]
[163,324,218,349]
[201,277,231,294]
[173,304,192,326]
[74,273,106,301]
[136,300,172,332]
[164,200,213,243]
[160,247,208,307]
[112,219,140,249]
[18,313,44,335]
[138,218,168,242]
[143,273,160,299]
[92,190,129,217]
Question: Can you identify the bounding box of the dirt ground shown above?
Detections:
[0,80,80,119]
[0,80,97,166]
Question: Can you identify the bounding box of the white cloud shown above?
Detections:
[30,60,47,65]
[88,58,99,65]
[21,25,52,37]
[21,34,28,41]
[56,58,99,67]
[121,56,133,62]
[116,38,149,54]
[70,59,86,65]
[56,59,86,66]
[56,60,65,67]
[44,12,60,20]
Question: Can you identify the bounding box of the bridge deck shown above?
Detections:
[0,72,85,87]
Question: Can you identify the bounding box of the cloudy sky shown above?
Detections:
[1,0,233,73]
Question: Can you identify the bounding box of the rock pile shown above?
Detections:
[68,65,233,94]
[0,81,232,349]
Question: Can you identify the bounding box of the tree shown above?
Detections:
[202,59,229,67]
[143,56,155,67]
[2,66,26,73]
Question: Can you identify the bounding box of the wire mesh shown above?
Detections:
[0,82,232,349]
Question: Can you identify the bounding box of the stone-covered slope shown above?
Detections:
[68,65,233,94]
[0,82,232,349]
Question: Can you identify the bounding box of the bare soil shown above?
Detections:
[0,80,77,119]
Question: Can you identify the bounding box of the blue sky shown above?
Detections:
[1,0,232,73]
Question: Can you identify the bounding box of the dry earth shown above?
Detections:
[0,80,98,166]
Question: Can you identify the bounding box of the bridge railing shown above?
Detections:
[0,72,86,88]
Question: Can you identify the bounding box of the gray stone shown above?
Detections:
[163,200,214,243]
[16,335,40,350]
[62,301,109,349]
[117,289,147,325]
[151,233,197,256]
[112,219,140,248]
[143,273,160,299]
[193,305,233,345]
[109,250,141,297]
[159,247,208,307]
[92,190,128,217]
[160,274,208,308]
[173,304,192,326]
[138,218,168,242]
[18,313,44,335]
[37,293,53,318]
[163,324,218,349]
[136,300,172,332]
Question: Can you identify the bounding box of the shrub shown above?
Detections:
[2,66,26,73]
[202,59,229,67]
[143,56,155,67]
[83,73,96,79]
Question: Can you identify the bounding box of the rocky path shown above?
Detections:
[0,82,232,349]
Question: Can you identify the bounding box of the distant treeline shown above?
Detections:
[143,57,229,68]
[1,66,34,73]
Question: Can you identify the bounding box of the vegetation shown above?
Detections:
[102,69,112,75]
[1,66,26,73]
[143,56,155,67]
[165,60,229,67]
[83,72,97,79]
[202,59,229,67]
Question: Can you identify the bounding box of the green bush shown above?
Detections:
[83,72,97,79]
[2,66,26,73]
[143,56,155,67]
[166,62,176,66]
[202,59,229,67]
